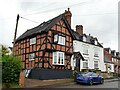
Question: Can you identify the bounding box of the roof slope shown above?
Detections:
[72,30,103,47]
[16,14,74,42]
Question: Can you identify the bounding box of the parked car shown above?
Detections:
[76,72,104,85]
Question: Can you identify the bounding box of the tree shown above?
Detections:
[1,45,22,88]
[1,45,9,56]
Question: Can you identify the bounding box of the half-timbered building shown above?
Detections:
[13,8,75,79]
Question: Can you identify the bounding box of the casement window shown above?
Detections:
[83,60,88,68]
[29,53,35,61]
[58,36,65,45]
[53,52,64,65]
[94,61,98,69]
[108,64,111,70]
[83,45,89,55]
[94,48,99,57]
[30,37,36,45]
[54,35,65,45]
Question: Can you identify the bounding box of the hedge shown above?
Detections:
[2,55,22,85]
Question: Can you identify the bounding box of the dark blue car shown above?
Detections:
[76,72,104,85]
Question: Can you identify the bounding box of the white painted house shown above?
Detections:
[71,25,106,72]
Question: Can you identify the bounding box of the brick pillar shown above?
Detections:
[19,71,25,87]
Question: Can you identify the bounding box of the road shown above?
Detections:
[45,80,119,88]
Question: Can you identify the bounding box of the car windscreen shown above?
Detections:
[81,72,93,76]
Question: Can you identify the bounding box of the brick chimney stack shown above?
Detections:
[64,8,72,26]
[76,25,83,35]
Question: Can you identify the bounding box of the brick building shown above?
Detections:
[13,8,75,79]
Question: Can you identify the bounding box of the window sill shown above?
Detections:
[94,55,99,57]
[52,64,64,66]
[83,53,89,55]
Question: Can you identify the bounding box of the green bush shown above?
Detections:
[2,55,22,86]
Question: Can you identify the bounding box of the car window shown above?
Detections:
[81,72,92,76]
[92,73,98,77]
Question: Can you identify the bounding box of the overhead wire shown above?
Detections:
[22,1,89,16]
[20,16,39,23]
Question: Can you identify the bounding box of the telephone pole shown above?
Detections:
[12,14,20,54]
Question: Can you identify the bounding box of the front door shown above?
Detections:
[76,58,80,72]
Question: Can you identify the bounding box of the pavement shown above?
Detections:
[24,78,73,88]
[24,78,119,88]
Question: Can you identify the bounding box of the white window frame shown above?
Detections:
[58,36,65,45]
[94,61,98,69]
[53,52,64,65]
[54,34,58,43]
[83,36,86,42]
[29,53,35,61]
[94,48,99,57]
[83,45,89,55]
[83,60,88,68]
[94,40,97,45]
[30,37,36,45]
[108,64,111,70]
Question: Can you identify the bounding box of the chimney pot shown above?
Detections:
[76,25,83,35]
[64,8,72,26]
[68,8,70,11]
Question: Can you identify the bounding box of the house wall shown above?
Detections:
[112,57,120,74]
[13,19,73,70]
[104,63,114,73]
[72,40,105,72]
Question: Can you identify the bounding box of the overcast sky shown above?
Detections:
[0,0,119,51]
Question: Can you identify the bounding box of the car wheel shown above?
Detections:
[89,80,93,86]
[100,79,104,84]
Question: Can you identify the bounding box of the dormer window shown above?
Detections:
[83,36,86,42]
[109,49,111,54]
[114,52,116,56]
[94,40,97,45]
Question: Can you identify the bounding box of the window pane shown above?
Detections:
[94,61,98,68]
[58,36,65,45]
[83,45,88,54]
[54,52,57,64]
[53,52,64,65]
[30,37,36,45]
[29,53,35,61]
[83,61,88,68]
[58,53,61,64]
[60,53,63,64]
[54,35,58,42]
[63,37,65,45]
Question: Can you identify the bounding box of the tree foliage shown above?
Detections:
[1,45,9,56]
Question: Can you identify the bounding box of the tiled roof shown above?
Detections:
[72,30,103,47]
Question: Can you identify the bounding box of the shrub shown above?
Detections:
[2,55,22,87]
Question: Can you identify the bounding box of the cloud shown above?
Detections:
[0,0,119,51]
